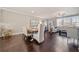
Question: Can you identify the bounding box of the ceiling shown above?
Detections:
[1,7,79,19]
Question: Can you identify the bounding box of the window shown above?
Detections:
[57,15,79,27]
[63,17,72,26]
[30,19,39,29]
[57,18,63,26]
[72,16,79,26]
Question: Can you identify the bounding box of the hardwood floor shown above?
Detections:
[0,32,78,52]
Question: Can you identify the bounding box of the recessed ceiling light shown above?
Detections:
[37,16,44,18]
[32,11,34,13]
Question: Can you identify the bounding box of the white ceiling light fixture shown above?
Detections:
[37,16,43,18]
[56,11,67,17]
[31,10,35,14]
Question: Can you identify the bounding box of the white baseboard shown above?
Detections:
[12,32,23,35]
[0,32,23,37]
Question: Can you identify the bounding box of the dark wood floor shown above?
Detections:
[0,32,78,52]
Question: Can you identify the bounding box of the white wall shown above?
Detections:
[0,9,3,22]
[2,9,42,34]
[0,10,1,22]
[2,10,27,34]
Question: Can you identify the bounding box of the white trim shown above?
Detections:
[12,32,23,35]
[1,8,43,19]
[0,32,23,37]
